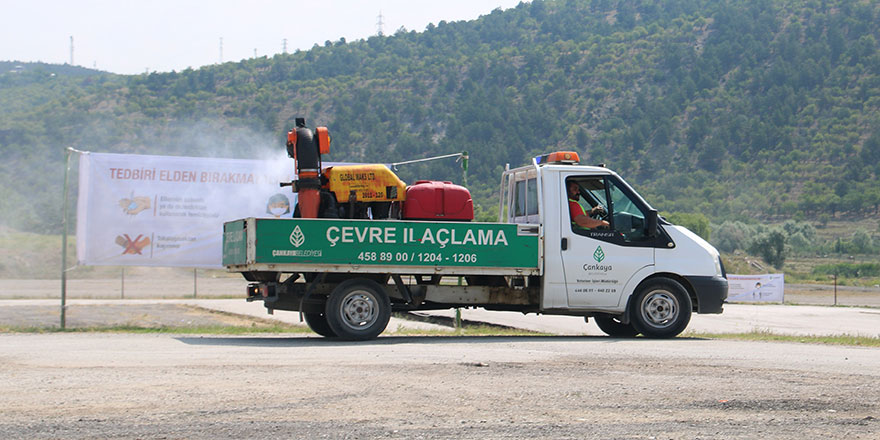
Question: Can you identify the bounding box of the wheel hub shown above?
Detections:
[641,290,678,328]
[340,290,378,330]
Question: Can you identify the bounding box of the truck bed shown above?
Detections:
[223,218,542,276]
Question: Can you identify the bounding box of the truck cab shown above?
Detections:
[501,151,727,337]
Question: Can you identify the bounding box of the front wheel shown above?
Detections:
[593,315,640,338]
[325,279,391,341]
[629,278,692,338]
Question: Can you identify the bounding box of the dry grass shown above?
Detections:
[688,329,880,347]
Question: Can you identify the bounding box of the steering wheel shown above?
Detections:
[590,205,608,221]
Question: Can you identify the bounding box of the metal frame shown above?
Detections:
[228,263,541,277]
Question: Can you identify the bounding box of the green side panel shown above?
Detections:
[252,218,539,269]
[222,220,248,266]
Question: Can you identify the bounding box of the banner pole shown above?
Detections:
[833,274,837,306]
[454,152,468,331]
[60,148,73,329]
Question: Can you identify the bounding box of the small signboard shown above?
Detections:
[726,274,784,303]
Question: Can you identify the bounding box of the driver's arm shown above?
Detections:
[572,213,609,229]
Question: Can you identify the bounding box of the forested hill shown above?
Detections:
[1,0,879,234]
[0,61,105,79]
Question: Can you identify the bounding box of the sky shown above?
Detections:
[1,0,527,75]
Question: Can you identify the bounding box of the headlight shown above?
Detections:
[714,255,724,277]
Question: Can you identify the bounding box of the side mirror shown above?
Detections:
[646,209,659,238]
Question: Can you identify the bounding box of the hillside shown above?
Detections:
[1,0,879,235]
[0,61,106,78]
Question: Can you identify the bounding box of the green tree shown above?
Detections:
[749,228,788,268]
[663,212,711,241]
[713,221,754,253]
[851,229,874,254]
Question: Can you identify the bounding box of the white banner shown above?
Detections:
[75,152,343,268]
[726,274,785,303]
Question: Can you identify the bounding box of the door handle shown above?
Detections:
[561,237,568,251]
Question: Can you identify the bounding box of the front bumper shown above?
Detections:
[684,275,728,314]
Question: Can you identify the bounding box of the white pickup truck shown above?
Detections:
[223,151,727,340]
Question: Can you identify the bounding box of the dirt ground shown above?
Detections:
[0,277,880,440]
[1,276,878,439]
[0,333,877,439]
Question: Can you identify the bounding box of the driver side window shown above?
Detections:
[566,175,653,244]
[566,176,606,236]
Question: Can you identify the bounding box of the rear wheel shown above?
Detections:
[593,315,640,338]
[325,279,391,341]
[629,278,692,338]
[303,312,336,338]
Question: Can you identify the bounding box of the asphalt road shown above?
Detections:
[420,303,880,337]
[3,299,878,338]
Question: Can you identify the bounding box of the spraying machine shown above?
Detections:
[281,117,473,221]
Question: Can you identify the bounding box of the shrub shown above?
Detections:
[851,229,875,254]
[748,228,788,268]
[663,212,711,241]
[712,221,754,253]
[812,263,880,278]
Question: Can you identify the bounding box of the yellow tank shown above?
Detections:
[324,164,407,203]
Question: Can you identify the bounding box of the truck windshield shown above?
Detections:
[608,177,652,241]
[609,175,654,212]
[609,183,640,217]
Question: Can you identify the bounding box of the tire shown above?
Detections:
[324,279,391,341]
[593,315,640,338]
[303,313,337,338]
[629,278,692,338]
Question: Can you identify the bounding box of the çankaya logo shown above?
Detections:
[289,225,305,248]
[583,246,612,271]
[275,225,321,257]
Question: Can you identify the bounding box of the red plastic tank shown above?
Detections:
[402,180,474,221]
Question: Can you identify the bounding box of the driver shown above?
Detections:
[568,180,610,229]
